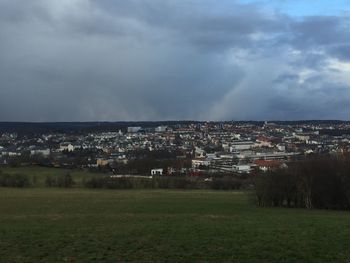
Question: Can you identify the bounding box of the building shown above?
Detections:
[256,137,273,147]
[237,152,299,161]
[96,159,108,166]
[254,160,285,172]
[1,147,21,156]
[155,126,167,132]
[192,158,211,168]
[30,147,50,156]
[277,144,286,151]
[151,168,163,175]
[60,143,75,152]
[232,164,253,173]
[230,141,255,151]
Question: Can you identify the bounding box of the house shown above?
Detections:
[230,141,255,151]
[151,168,163,176]
[192,158,211,168]
[155,126,167,132]
[30,147,50,156]
[294,133,310,142]
[96,158,110,166]
[1,147,22,156]
[254,160,285,172]
[277,144,286,151]
[256,137,273,147]
[232,164,253,173]
[59,143,75,152]
[194,147,205,157]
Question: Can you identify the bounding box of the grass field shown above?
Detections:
[1,188,350,262]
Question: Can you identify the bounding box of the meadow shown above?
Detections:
[1,186,350,262]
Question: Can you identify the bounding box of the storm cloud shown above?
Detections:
[0,0,350,121]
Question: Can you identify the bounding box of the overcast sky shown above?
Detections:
[1,0,350,121]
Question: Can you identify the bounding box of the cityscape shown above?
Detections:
[1,121,350,175]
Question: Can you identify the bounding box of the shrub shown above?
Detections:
[254,155,350,210]
[210,177,242,190]
[0,172,31,188]
[45,173,75,188]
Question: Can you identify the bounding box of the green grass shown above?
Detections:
[1,188,350,262]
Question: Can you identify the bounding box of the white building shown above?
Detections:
[277,144,286,151]
[155,126,167,132]
[60,143,75,152]
[195,147,205,158]
[151,168,164,175]
[237,151,299,161]
[230,141,255,151]
[192,158,211,168]
[30,148,50,156]
[232,164,253,173]
[2,149,21,156]
[293,133,310,141]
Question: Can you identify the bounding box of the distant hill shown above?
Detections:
[0,121,198,135]
[0,120,349,135]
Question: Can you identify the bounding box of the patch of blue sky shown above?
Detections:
[238,0,350,16]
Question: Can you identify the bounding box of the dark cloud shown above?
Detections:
[274,73,299,83]
[290,16,345,47]
[329,44,350,61]
[266,82,350,120]
[0,0,350,121]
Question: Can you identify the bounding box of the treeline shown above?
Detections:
[0,170,31,187]
[0,121,200,135]
[45,173,75,188]
[83,176,248,190]
[0,168,249,190]
[0,170,75,188]
[255,155,350,210]
[319,129,350,136]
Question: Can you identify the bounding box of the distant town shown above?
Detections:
[1,121,350,176]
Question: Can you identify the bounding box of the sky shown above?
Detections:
[1,0,350,121]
